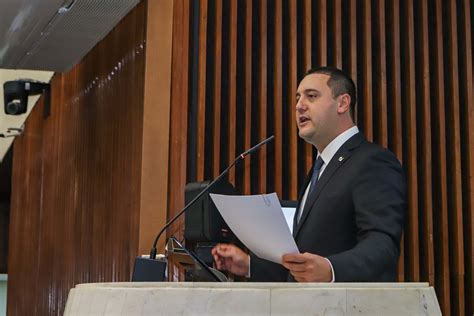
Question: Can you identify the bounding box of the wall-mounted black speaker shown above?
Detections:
[184,180,236,243]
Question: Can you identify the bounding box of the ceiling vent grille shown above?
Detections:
[0,0,140,72]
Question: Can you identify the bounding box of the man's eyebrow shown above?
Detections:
[296,88,319,96]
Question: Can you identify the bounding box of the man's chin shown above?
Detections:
[298,131,314,144]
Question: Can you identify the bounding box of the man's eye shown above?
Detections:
[308,94,317,100]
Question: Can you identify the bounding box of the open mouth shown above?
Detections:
[299,116,310,124]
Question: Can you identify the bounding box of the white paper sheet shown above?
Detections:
[209,193,299,264]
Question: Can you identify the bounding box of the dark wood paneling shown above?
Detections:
[445,1,465,314]
[315,0,327,66]
[273,0,283,197]
[402,0,420,283]
[416,0,435,287]
[387,0,405,282]
[243,0,252,194]
[431,0,451,312]
[212,0,223,178]
[332,0,342,69]
[196,0,208,181]
[257,0,268,193]
[458,1,474,314]
[374,0,388,148]
[302,0,313,174]
[361,0,373,141]
[288,0,297,199]
[168,0,190,240]
[165,0,474,314]
[8,3,147,314]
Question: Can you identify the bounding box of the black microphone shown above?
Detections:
[148,135,274,260]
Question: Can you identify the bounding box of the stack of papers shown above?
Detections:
[210,193,299,264]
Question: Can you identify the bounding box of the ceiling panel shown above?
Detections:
[0,0,140,72]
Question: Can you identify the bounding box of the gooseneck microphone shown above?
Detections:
[149,135,274,260]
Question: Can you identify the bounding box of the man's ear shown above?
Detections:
[337,94,351,114]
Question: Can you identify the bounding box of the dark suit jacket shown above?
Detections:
[250,132,406,282]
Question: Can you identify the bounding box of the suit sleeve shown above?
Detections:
[327,149,406,282]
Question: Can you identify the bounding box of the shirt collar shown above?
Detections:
[318,126,359,164]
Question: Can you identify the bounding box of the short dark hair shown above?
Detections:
[304,67,357,117]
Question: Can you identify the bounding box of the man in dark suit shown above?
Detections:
[212,67,406,282]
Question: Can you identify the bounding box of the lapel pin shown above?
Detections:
[338,156,344,162]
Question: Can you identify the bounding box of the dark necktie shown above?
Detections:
[309,156,324,196]
[296,156,324,224]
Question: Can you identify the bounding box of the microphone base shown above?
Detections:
[132,257,167,282]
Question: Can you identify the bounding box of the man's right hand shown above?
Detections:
[211,244,250,276]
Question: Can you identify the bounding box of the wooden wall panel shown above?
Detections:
[288,0,297,199]
[402,0,420,282]
[257,0,268,193]
[273,0,283,197]
[227,0,238,185]
[458,0,474,313]
[302,0,312,174]
[6,1,177,314]
[196,0,208,181]
[167,0,190,243]
[360,0,373,141]
[431,0,451,313]
[386,0,405,282]
[416,0,435,287]
[212,0,223,178]
[253,0,268,192]
[445,1,465,314]
[243,0,252,194]
[169,0,473,314]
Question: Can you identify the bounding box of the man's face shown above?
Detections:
[295,73,339,147]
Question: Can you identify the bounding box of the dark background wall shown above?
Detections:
[168,0,473,315]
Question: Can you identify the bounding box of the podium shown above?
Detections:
[64,282,441,315]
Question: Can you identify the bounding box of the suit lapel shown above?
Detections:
[293,133,365,238]
[293,171,312,234]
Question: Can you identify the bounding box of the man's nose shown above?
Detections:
[295,98,306,112]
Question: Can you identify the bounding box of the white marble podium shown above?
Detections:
[64,282,441,315]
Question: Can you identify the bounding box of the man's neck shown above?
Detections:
[316,123,356,152]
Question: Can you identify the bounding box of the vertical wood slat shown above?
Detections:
[432,0,451,311]
[288,0,297,199]
[418,0,435,287]
[141,0,174,256]
[347,0,358,123]
[168,0,190,238]
[446,1,465,314]
[212,0,223,178]
[374,0,388,148]
[302,0,313,174]
[387,0,404,282]
[273,0,283,196]
[316,0,327,66]
[243,0,252,194]
[459,1,474,313]
[227,0,238,185]
[258,0,267,193]
[361,0,373,141]
[403,0,420,282]
[9,2,149,312]
[332,0,342,68]
[196,0,208,181]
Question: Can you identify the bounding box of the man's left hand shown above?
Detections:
[282,252,332,282]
